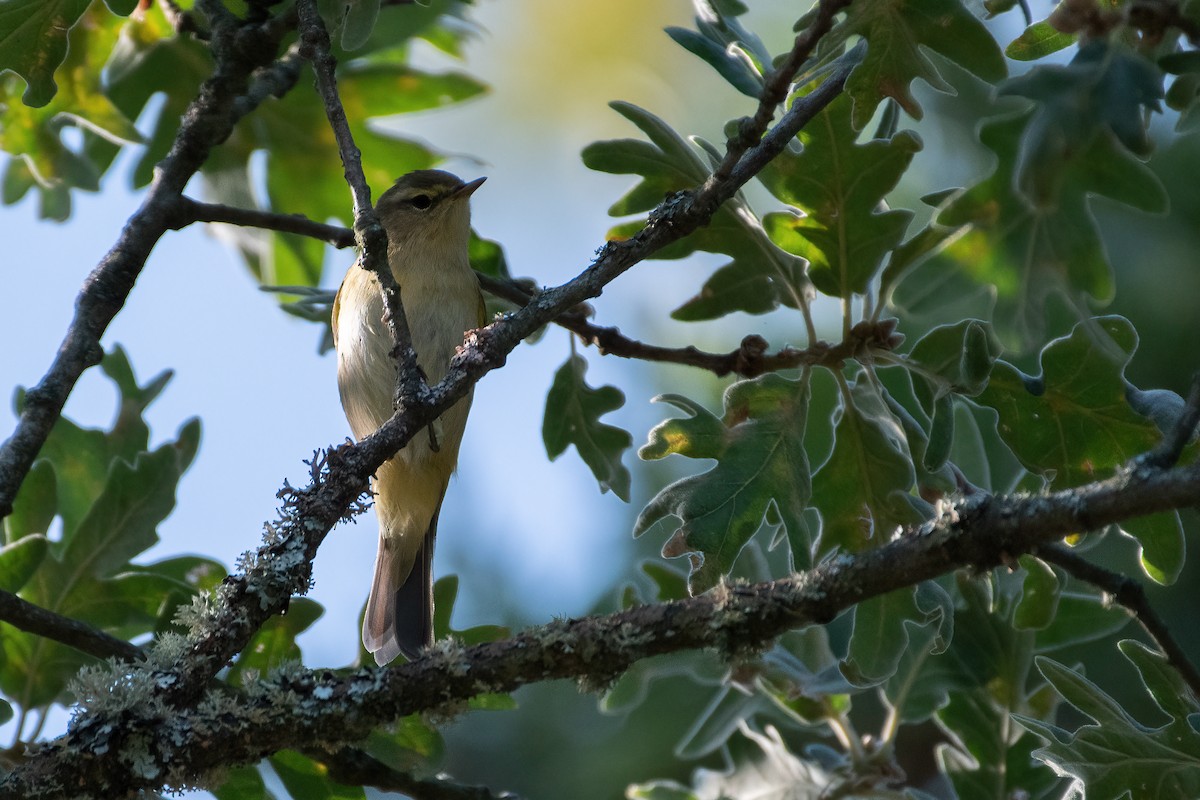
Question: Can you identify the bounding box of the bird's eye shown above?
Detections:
[410,194,433,210]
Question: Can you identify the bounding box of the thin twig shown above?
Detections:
[295,0,426,408]
[1038,543,1200,701]
[709,0,851,183]
[169,195,355,247]
[171,199,886,377]
[0,589,143,663]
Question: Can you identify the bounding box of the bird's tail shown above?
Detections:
[363,496,442,665]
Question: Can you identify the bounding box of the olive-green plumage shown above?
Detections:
[331,170,485,665]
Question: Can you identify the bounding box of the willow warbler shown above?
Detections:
[332,170,485,665]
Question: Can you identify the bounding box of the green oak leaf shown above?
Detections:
[1018,650,1200,799]
[878,220,967,302]
[1119,511,1185,586]
[270,750,366,800]
[627,784,697,800]
[228,599,324,686]
[1034,591,1130,653]
[977,316,1160,488]
[760,93,919,298]
[0,534,47,593]
[100,8,209,186]
[3,458,55,542]
[932,115,1167,346]
[0,348,200,708]
[339,0,382,51]
[432,575,509,647]
[29,347,172,536]
[1013,555,1059,631]
[842,586,925,687]
[883,614,970,725]
[601,650,725,716]
[931,575,1062,800]
[543,354,633,502]
[939,692,1060,800]
[872,367,957,493]
[1000,40,1163,205]
[635,374,811,594]
[362,715,446,775]
[328,0,472,62]
[583,101,809,321]
[666,0,771,98]
[812,378,924,556]
[0,4,141,217]
[213,766,272,800]
[1006,20,1077,62]
[907,319,1002,416]
[0,0,92,107]
[820,0,1007,128]
[674,685,776,760]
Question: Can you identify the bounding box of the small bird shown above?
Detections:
[331,170,485,665]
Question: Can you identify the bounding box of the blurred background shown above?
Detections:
[2,1,1200,797]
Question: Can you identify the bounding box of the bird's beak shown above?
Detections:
[452,177,486,199]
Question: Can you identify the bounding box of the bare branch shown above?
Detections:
[0,589,143,664]
[1038,543,1200,700]
[169,195,356,248]
[295,0,426,408]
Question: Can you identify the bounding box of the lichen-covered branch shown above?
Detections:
[7,455,1200,797]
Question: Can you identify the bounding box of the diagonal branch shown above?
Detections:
[710,0,851,183]
[7,455,1200,797]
